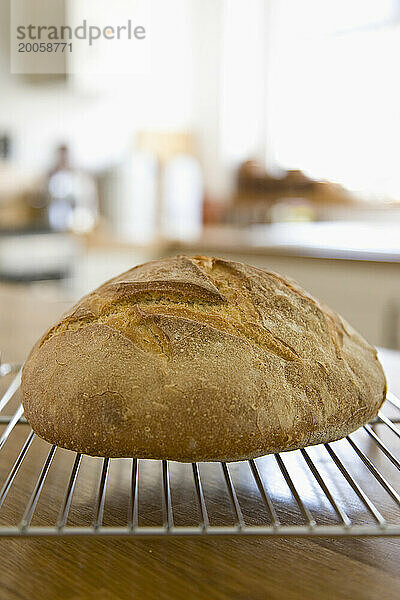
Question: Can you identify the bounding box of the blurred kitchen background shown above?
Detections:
[1,0,400,363]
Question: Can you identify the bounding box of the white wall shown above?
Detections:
[0,0,196,173]
[0,0,273,201]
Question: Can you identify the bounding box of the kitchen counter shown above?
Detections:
[86,222,400,263]
[168,222,400,263]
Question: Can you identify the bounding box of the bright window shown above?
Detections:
[266,0,400,201]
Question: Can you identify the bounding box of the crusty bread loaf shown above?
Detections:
[21,255,386,461]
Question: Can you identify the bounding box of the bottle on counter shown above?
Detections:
[162,154,203,241]
[47,144,98,233]
[114,149,159,244]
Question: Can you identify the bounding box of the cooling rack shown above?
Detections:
[1,361,400,538]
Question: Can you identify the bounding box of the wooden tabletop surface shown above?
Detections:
[0,281,400,600]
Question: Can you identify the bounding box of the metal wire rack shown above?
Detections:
[1,360,400,538]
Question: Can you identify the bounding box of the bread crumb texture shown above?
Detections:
[21,255,386,461]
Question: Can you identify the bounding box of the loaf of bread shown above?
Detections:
[21,255,386,461]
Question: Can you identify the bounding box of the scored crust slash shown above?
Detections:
[21,255,386,462]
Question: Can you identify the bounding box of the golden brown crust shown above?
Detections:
[21,255,386,461]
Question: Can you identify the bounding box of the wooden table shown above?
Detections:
[0,282,400,600]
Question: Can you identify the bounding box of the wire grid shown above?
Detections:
[1,363,400,537]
